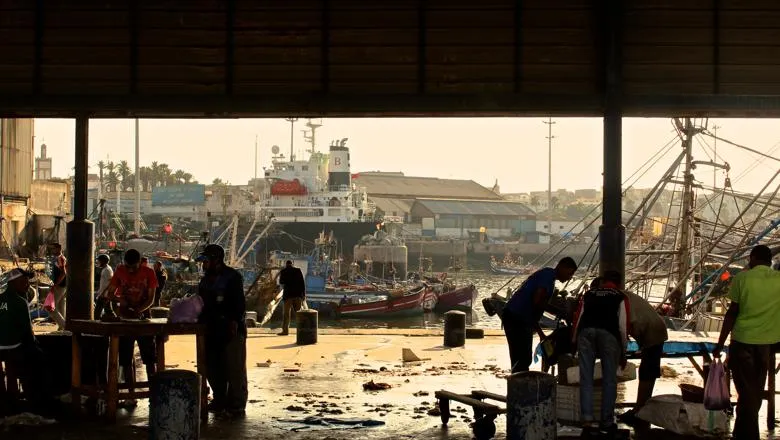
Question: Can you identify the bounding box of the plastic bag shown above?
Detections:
[703,358,730,410]
[43,291,55,311]
[168,295,204,323]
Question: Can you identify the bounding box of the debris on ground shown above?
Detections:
[413,391,429,397]
[284,368,300,373]
[427,405,441,416]
[353,368,380,374]
[362,380,392,391]
[661,365,679,378]
[286,405,306,412]
[0,413,57,427]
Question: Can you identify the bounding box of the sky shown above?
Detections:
[32,118,780,195]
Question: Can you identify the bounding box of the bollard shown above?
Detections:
[443,310,466,347]
[296,309,318,345]
[149,369,201,440]
[150,307,170,319]
[506,372,557,440]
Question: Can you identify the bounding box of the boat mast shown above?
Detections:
[672,117,698,318]
[285,117,298,161]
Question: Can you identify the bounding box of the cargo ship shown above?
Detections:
[254,119,380,261]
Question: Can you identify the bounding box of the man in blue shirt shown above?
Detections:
[501,257,577,373]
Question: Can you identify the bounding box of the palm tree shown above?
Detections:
[150,161,160,187]
[117,160,131,190]
[212,178,224,185]
[182,172,193,184]
[158,164,174,186]
[97,160,106,192]
[173,169,186,184]
[139,166,152,191]
[105,161,116,191]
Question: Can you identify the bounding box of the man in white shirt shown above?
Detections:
[94,254,113,318]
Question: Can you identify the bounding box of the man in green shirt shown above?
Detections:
[0,268,52,415]
[714,245,780,440]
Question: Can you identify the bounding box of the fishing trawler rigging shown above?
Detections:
[525,117,780,330]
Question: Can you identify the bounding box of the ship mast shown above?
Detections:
[303,118,322,154]
[671,117,698,317]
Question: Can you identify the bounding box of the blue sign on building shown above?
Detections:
[152,184,206,206]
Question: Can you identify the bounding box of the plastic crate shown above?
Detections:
[556,384,603,424]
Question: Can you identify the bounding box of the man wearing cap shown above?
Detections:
[105,249,158,406]
[0,269,53,414]
[276,260,306,336]
[197,244,247,417]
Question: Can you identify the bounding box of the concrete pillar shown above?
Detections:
[443,310,466,347]
[296,309,318,345]
[506,372,557,440]
[149,369,201,440]
[599,0,625,282]
[66,116,95,321]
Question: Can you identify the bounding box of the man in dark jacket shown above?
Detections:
[277,260,306,336]
[0,269,53,415]
[197,244,247,418]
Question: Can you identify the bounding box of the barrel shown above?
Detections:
[443,310,466,347]
[296,309,318,345]
[506,372,556,440]
[149,369,202,440]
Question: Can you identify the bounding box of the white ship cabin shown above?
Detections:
[260,140,374,223]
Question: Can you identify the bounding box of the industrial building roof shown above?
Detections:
[370,197,414,215]
[354,174,501,200]
[412,199,535,217]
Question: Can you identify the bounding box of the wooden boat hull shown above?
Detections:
[434,284,478,312]
[337,286,436,319]
[489,261,535,275]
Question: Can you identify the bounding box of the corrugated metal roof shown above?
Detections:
[354,174,501,200]
[414,198,535,217]
[370,197,414,214]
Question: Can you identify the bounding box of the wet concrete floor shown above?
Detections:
[6,328,780,439]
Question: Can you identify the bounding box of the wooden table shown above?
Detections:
[67,319,207,422]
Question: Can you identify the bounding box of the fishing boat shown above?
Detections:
[432,283,478,312]
[489,254,536,275]
[336,284,437,319]
[521,117,780,332]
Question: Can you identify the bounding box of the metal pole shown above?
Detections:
[134,118,141,235]
[67,115,95,321]
[254,134,258,181]
[712,124,720,191]
[599,0,625,283]
[285,117,298,161]
[74,118,89,221]
[543,118,555,236]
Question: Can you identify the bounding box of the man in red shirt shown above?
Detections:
[105,249,158,406]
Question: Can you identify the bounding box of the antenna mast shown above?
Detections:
[285,117,299,161]
[303,118,323,154]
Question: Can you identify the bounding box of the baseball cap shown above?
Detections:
[7,268,34,282]
[196,244,225,262]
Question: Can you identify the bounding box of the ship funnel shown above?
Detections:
[328,140,351,190]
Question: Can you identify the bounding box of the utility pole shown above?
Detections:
[543,118,556,237]
[134,118,141,236]
[285,117,298,161]
[254,134,258,181]
[712,124,720,191]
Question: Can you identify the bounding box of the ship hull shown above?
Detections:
[259,221,379,262]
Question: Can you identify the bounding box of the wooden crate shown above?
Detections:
[556,384,602,424]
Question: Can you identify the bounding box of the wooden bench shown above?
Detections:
[435,390,506,440]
